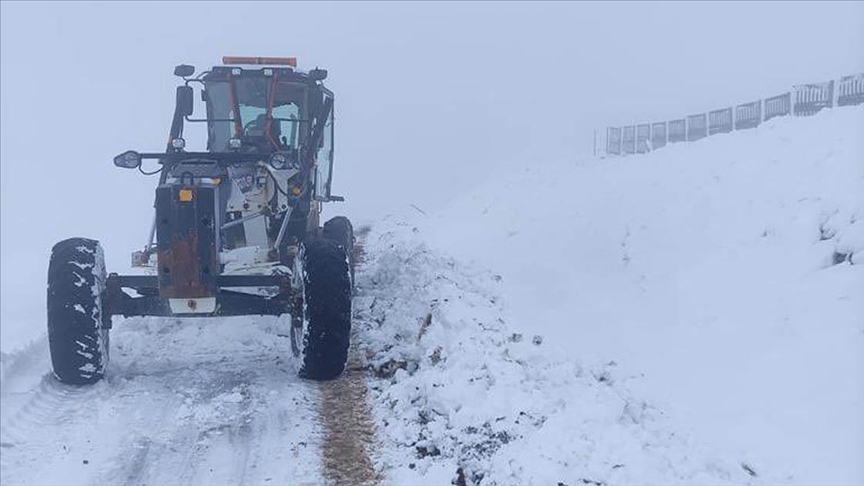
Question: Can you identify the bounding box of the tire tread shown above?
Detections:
[47,237,108,385]
[300,237,352,380]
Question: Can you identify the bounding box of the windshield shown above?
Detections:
[206,76,308,152]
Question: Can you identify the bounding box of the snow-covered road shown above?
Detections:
[0,315,325,486]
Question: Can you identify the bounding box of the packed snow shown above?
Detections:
[0,316,323,486]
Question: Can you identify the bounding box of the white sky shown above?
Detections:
[1,1,863,344]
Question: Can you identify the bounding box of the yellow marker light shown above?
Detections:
[291,186,302,196]
[178,189,194,202]
[212,177,222,186]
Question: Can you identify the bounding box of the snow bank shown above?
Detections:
[413,106,864,485]
[358,219,770,485]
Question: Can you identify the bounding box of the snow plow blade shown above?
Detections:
[104,274,291,318]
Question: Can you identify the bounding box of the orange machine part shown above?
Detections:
[222,56,297,67]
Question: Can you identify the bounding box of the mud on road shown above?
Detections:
[317,228,381,485]
[318,336,380,486]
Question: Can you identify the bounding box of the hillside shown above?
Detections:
[413,105,864,485]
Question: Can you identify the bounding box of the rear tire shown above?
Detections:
[47,238,110,385]
[297,237,352,380]
[322,216,355,285]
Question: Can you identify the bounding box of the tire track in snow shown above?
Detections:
[94,319,324,486]
[0,371,106,485]
[0,316,324,486]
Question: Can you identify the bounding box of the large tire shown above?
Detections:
[47,238,110,385]
[296,237,352,380]
[322,216,355,285]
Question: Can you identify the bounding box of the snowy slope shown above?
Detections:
[415,106,864,485]
[356,221,771,485]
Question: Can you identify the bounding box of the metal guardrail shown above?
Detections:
[603,72,863,156]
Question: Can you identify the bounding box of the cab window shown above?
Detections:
[315,98,334,199]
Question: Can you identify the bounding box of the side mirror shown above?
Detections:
[114,150,141,169]
[176,86,194,117]
[174,64,195,77]
[309,68,328,81]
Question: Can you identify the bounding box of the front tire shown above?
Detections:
[322,216,355,286]
[296,237,352,380]
[47,238,110,385]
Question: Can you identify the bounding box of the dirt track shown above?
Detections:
[318,230,380,486]
[319,338,380,485]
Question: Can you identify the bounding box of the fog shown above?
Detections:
[2,1,863,347]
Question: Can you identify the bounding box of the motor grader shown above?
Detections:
[47,56,354,383]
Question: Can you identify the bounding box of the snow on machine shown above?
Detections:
[47,57,354,384]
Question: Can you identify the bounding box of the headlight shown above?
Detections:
[228,138,242,149]
[171,138,186,149]
[113,150,141,169]
[269,151,293,169]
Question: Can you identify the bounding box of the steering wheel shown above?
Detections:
[243,118,260,134]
